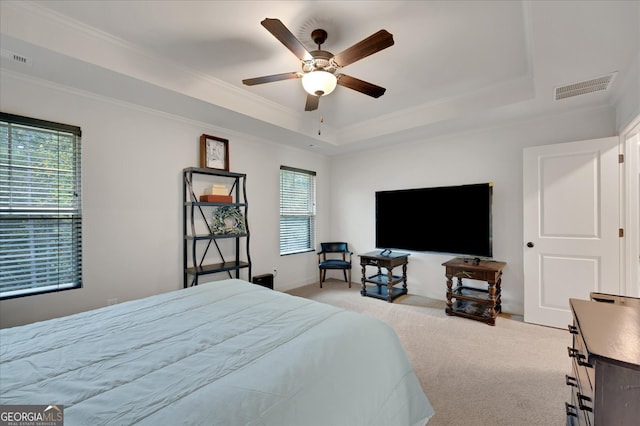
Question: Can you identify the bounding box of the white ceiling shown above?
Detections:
[0,1,638,155]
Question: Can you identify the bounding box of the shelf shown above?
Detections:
[361,284,407,301]
[448,285,498,319]
[451,299,492,319]
[186,233,249,241]
[364,273,405,286]
[185,202,247,207]
[183,167,246,178]
[452,285,492,302]
[185,261,250,276]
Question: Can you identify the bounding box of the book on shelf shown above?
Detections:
[199,194,232,203]
[209,184,229,195]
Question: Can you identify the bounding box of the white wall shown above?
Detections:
[614,51,640,133]
[0,70,624,326]
[0,72,330,327]
[330,107,617,315]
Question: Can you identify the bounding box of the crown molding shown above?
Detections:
[1,1,339,144]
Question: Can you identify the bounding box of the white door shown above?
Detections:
[523,137,620,328]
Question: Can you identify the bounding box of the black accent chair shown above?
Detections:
[317,242,352,288]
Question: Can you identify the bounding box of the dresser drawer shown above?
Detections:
[361,255,407,269]
[446,268,497,282]
[361,257,381,267]
[566,375,584,426]
[571,359,594,425]
[569,325,595,390]
[566,387,589,426]
[568,322,594,425]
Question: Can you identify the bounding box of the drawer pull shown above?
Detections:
[577,354,593,368]
[565,374,578,387]
[454,271,473,279]
[568,325,578,334]
[565,402,578,417]
[567,347,593,368]
[577,393,593,412]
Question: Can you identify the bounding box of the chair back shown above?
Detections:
[319,242,350,262]
[320,242,349,253]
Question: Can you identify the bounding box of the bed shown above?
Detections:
[0,279,433,425]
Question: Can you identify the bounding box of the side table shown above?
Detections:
[360,251,410,302]
[443,257,506,325]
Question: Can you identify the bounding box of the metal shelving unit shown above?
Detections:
[183,167,251,287]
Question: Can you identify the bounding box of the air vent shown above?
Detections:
[0,49,32,66]
[554,72,617,100]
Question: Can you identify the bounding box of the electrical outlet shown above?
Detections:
[107,298,118,306]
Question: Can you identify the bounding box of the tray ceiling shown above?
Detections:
[0,1,638,154]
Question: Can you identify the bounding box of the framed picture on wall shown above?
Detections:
[200,134,229,171]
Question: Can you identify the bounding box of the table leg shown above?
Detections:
[360,264,367,296]
[386,267,394,302]
[445,275,453,314]
[488,282,496,325]
[495,275,503,313]
[402,263,408,290]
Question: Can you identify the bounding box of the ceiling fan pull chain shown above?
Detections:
[318,115,324,135]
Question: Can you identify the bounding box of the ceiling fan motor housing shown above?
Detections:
[303,50,336,73]
[300,29,337,74]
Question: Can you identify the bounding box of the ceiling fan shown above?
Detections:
[242,18,394,111]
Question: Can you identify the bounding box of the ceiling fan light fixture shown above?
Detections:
[302,71,337,96]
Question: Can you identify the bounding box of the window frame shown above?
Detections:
[279,166,316,256]
[0,112,83,300]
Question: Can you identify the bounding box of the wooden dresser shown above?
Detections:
[566,298,640,425]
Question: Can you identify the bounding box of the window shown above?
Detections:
[0,112,82,299]
[280,166,316,255]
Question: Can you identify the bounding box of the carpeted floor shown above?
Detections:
[287,279,570,426]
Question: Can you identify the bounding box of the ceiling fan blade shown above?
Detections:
[261,18,313,61]
[242,72,301,86]
[332,30,394,68]
[305,94,319,111]
[337,74,386,98]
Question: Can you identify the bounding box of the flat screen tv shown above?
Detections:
[375,183,493,257]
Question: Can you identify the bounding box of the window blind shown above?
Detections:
[0,112,82,299]
[280,166,316,255]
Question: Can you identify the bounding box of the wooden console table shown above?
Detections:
[443,257,506,325]
[360,251,410,302]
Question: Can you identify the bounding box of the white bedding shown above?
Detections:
[0,279,433,425]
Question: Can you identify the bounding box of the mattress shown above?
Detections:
[0,279,433,425]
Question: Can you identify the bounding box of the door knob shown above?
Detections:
[527,242,534,248]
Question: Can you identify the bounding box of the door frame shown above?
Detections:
[622,115,640,297]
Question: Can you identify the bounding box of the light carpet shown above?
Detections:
[286,279,570,426]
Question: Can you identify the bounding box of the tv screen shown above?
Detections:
[375,183,493,257]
